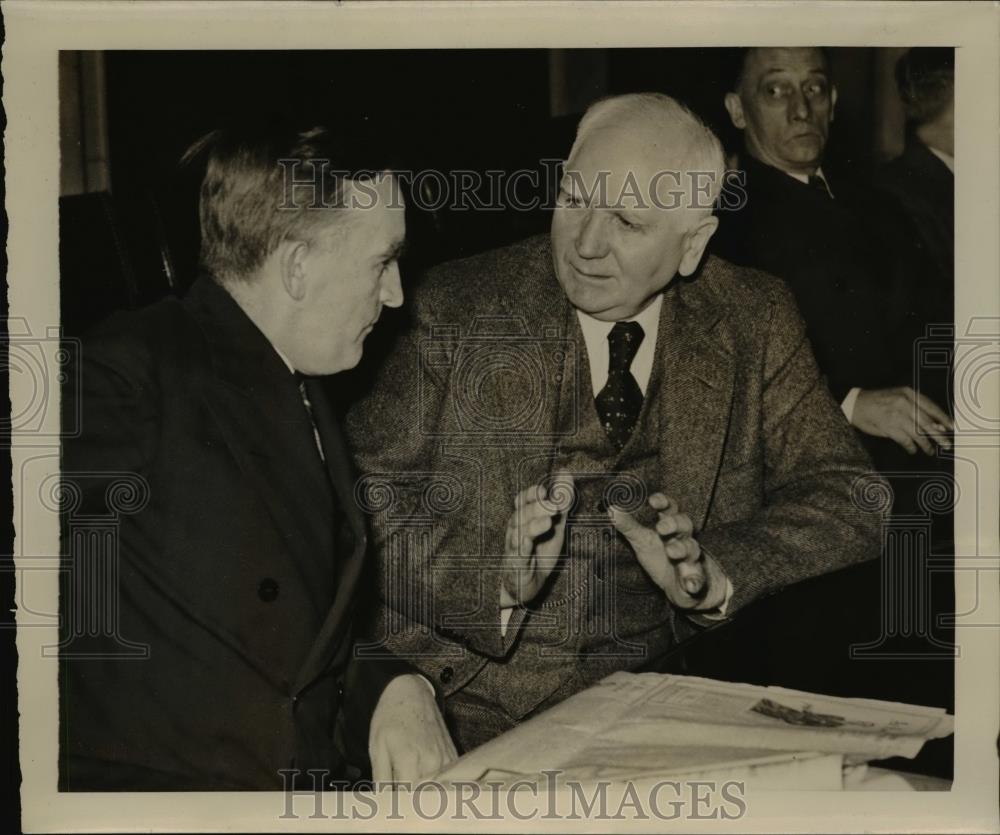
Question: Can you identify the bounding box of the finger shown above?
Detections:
[515,484,545,510]
[907,389,955,430]
[527,514,555,538]
[676,558,706,596]
[648,493,676,513]
[900,421,935,456]
[656,512,693,538]
[608,505,649,541]
[665,535,700,563]
[887,426,919,455]
[609,505,669,588]
[913,403,953,448]
[914,410,952,450]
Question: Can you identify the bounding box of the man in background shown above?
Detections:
[875,46,955,399]
[711,48,955,720]
[715,46,953,463]
[60,124,455,789]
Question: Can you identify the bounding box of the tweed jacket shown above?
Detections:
[345,234,882,724]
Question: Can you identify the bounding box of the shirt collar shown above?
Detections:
[785,165,827,186]
[576,293,664,342]
[927,146,955,173]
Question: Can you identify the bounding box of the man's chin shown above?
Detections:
[783,138,824,166]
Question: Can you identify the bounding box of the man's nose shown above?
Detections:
[788,89,811,121]
[575,211,609,259]
[380,262,404,308]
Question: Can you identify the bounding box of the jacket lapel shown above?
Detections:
[186,278,336,610]
[497,241,580,478]
[292,378,369,693]
[655,278,735,532]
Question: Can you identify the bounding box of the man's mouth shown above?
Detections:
[570,261,612,280]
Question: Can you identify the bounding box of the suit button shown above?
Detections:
[439,666,454,684]
[258,578,280,602]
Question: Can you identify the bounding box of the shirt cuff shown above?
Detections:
[841,387,862,423]
[699,577,734,621]
[500,605,513,637]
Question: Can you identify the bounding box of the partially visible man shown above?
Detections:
[715,47,953,460]
[346,93,883,754]
[875,46,954,387]
[60,125,456,789]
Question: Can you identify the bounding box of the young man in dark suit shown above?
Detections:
[59,125,456,790]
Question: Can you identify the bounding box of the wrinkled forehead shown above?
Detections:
[564,125,701,211]
[743,46,830,83]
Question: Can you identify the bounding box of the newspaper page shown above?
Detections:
[437,672,954,783]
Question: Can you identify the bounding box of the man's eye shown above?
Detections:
[615,214,636,230]
[558,188,582,207]
[765,83,788,99]
[806,81,828,97]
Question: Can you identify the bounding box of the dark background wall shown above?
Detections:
[58,48,908,329]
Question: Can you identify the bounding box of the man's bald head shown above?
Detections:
[569,92,726,215]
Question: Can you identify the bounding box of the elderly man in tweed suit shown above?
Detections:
[346,93,882,754]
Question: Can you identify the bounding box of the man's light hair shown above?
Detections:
[569,92,726,216]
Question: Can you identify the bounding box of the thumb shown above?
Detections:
[609,505,669,589]
[609,505,656,547]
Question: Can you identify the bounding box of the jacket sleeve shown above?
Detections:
[344,296,521,663]
[698,280,887,616]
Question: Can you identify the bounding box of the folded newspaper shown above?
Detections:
[435,672,953,786]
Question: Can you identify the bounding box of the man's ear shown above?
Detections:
[278,239,310,302]
[830,84,838,123]
[678,215,720,277]
[724,92,746,129]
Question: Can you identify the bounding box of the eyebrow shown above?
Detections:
[383,239,407,261]
[760,66,828,77]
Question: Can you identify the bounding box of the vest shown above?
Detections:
[458,314,684,722]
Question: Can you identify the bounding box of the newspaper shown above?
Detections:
[565,672,955,760]
[435,672,954,785]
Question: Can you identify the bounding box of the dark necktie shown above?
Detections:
[808,173,834,199]
[595,321,645,451]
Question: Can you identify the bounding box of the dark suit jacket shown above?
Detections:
[874,140,954,410]
[59,276,408,790]
[712,154,921,403]
[345,235,883,748]
[874,140,953,301]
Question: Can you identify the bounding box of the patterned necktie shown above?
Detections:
[808,173,834,199]
[595,321,645,451]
